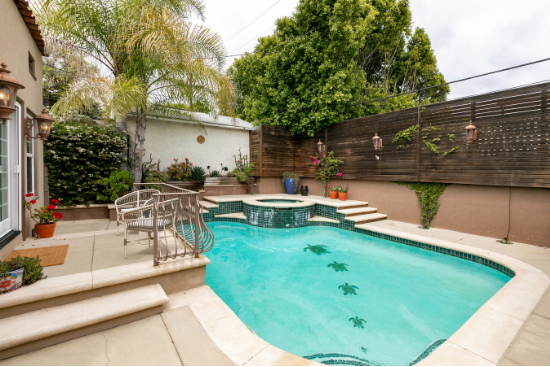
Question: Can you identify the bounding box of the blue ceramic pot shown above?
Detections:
[285,179,299,194]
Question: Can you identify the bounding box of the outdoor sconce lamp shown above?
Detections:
[26,108,54,141]
[0,62,25,125]
[465,120,477,143]
[373,132,383,150]
[317,139,326,154]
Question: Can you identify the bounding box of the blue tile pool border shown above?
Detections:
[202,201,515,278]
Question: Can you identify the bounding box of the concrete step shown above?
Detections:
[214,212,247,220]
[0,284,169,360]
[337,206,378,216]
[200,200,219,209]
[345,213,387,224]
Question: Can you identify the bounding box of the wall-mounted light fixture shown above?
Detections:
[0,62,25,124]
[465,120,477,143]
[317,139,326,154]
[373,132,383,150]
[26,108,54,141]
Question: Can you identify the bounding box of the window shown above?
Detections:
[26,115,34,195]
[28,52,35,79]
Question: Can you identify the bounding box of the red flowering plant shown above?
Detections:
[166,158,193,181]
[311,151,343,197]
[24,194,63,224]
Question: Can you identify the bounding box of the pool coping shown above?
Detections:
[205,218,550,366]
[243,198,315,208]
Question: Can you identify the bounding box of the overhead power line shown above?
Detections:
[229,26,276,54]
[349,56,550,106]
[224,0,282,43]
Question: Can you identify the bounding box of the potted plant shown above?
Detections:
[0,256,45,294]
[24,194,63,238]
[329,185,339,199]
[232,148,256,193]
[311,152,343,197]
[204,164,240,186]
[282,172,300,195]
[339,185,349,201]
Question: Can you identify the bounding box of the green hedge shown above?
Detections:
[44,122,126,206]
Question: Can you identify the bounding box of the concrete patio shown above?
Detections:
[1,218,549,366]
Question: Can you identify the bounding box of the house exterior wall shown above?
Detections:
[256,178,550,248]
[126,117,251,173]
[0,1,45,260]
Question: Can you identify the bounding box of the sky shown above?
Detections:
[202,0,550,100]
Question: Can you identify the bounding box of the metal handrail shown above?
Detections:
[133,183,215,266]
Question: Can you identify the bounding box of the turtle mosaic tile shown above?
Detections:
[201,201,515,278]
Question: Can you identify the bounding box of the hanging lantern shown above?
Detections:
[373,132,383,150]
[0,63,25,124]
[26,108,54,141]
[317,139,326,154]
[465,120,477,143]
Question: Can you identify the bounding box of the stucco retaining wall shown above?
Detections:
[256,178,550,248]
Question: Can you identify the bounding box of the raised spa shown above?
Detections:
[205,222,511,366]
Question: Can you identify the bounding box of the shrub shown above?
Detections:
[166,158,193,181]
[97,170,134,202]
[233,169,248,183]
[44,121,126,206]
[191,166,207,181]
[0,256,45,286]
[144,171,170,191]
[209,170,222,177]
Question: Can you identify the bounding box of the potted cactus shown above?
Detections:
[339,185,349,201]
[329,185,339,199]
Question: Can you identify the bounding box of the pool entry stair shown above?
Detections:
[199,194,387,228]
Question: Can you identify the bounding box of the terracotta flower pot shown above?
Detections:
[339,192,348,201]
[329,191,338,199]
[35,223,56,238]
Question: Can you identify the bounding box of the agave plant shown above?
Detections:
[191,166,207,181]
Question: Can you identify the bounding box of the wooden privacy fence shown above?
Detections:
[249,82,550,188]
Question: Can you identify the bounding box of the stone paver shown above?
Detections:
[504,314,550,366]
[0,332,108,366]
[533,289,550,320]
[162,306,235,366]
[102,315,182,366]
[54,219,110,235]
[42,250,93,278]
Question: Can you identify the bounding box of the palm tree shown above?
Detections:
[34,0,235,181]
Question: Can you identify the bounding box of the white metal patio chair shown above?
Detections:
[121,198,180,259]
[114,189,160,236]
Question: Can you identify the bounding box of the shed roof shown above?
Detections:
[144,111,256,131]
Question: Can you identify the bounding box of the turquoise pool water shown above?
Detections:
[205,222,510,366]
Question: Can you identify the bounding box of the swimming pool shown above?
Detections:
[205,222,511,366]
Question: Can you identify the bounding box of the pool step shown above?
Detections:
[337,206,378,216]
[214,212,247,220]
[199,200,219,214]
[345,213,387,224]
[0,284,168,360]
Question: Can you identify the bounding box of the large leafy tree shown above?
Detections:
[230,0,448,136]
[34,0,234,181]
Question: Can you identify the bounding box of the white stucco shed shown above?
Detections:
[126,112,255,172]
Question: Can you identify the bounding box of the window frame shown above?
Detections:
[26,113,35,196]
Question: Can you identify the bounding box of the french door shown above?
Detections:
[0,103,21,236]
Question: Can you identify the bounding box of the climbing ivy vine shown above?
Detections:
[392,107,460,156]
[398,182,449,228]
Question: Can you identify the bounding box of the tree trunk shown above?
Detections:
[133,108,147,183]
[117,115,129,171]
